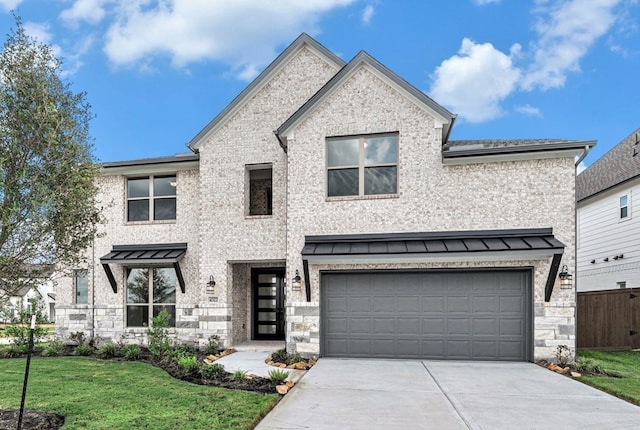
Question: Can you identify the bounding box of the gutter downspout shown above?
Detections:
[274,131,287,153]
[575,144,592,166]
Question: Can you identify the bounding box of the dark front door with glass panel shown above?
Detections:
[252,269,285,340]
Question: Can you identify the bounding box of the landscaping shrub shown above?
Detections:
[122,344,141,360]
[74,343,95,356]
[232,370,248,381]
[268,369,289,385]
[98,342,119,358]
[555,345,572,367]
[204,335,220,355]
[575,357,604,373]
[146,309,172,361]
[41,340,64,357]
[69,331,88,346]
[177,355,199,373]
[271,348,304,365]
[201,363,226,380]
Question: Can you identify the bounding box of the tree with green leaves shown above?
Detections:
[0,18,100,296]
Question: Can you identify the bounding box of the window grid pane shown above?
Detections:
[154,198,176,220]
[126,267,176,328]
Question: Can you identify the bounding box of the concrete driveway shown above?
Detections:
[256,359,640,429]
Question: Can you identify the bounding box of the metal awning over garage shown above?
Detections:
[301,228,565,302]
[100,243,187,294]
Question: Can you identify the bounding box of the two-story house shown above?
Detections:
[55,33,591,361]
[577,128,640,292]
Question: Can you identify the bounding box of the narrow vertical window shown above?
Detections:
[617,281,627,289]
[126,267,176,327]
[620,195,628,219]
[247,166,273,216]
[75,270,88,304]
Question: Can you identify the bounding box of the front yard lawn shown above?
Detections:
[0,357,278,429]
[576,350,640,406]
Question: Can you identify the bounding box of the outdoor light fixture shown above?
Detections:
[206,275,216,293]
[558,265,573,289]
[292,270,302,291]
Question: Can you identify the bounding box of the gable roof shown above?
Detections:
[187,33,346,151]
[577,128,640,202]
[275,50,456,147]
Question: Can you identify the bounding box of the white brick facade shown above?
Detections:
[56,34,578,360]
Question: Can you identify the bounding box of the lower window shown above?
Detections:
[126,267,176,327]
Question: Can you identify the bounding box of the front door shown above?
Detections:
[252,268,285,340]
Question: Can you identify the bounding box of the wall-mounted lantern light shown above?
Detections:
[206,276,216,294]
[558,265,573,289]
[292,270,302,291]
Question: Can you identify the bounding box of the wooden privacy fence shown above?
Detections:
[577,288,640,350]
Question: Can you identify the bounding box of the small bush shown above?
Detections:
[201,363,226,379]
[122,344,141,360]
[98,342,119,358]
[575,357,604,373]
[177,355,199,373]
[170,344,196,361]
[42,340,64,357]
[147,309,172,361]
[555,345,572,367]
[204,335,220,355]
[268,369,289,385]
[69,331,87,346]
[1,343,28,358]
[232,369,248,381]
[271,348,304,365]
[74,343,95,356]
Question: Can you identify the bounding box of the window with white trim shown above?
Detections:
[620,195,629,219]
[125,267,176,327]
[74,270,88,304]
[127,176,176,222]
[327,133,398,197]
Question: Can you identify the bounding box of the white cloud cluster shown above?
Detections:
[60,0,108,27]
[98,0,354,79]
[362,4,375,24]
[0,0,21,12]
[430,0,625,122]
[430,39,521,123]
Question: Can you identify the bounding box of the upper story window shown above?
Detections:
[620,194,629,219]
[327,133,398,197]
[127,176,176,222]
[75,270,88,304]
[126,267,176,327]
[247,166,273,216]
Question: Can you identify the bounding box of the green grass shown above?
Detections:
[576,350,640,405]
[0,357,278,429]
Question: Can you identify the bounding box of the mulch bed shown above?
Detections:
[536,360,614,377]
[0,409,64,430]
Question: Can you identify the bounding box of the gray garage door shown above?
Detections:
[321,271,531,361]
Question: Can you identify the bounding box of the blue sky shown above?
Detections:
[0,0,638,168]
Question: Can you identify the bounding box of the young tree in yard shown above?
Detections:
[0,18,100,296]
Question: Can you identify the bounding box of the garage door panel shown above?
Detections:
[322,271,530,361]
[373,296,395,312]
[372,318,395,334]
[447,318,471,335]
[349,296,372,312]
[422,318,445,335]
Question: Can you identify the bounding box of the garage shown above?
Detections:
[321,270,532,361]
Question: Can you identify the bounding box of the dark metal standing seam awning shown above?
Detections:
[301,228,565,302]
[100,243,187,294]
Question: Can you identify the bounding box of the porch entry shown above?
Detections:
[252,268,286,340]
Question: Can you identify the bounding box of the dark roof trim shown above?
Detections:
[102,154,199,169]
[302,228,564,260]
[443,140,594,159]
[276,50,455,146]
[100,243,188,294]
[188,33,345,151]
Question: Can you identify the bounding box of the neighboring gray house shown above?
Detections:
[1,265,55,322]
[577,128,640,292]
[56,34,591,361]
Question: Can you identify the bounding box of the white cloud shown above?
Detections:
[103,0,355,79]
[0,0,21,12]
[60,0,108,27]
[362,4,374,24]
[521,0,623,90]
[515,104,543,117]
[429,38,521,123]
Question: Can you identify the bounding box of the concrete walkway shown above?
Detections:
[256,359,640,430]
